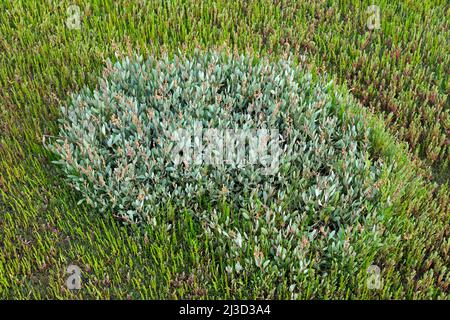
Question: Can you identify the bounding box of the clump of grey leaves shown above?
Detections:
[49,50,384,292]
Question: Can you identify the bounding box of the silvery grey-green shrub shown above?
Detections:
[49,50,385,292]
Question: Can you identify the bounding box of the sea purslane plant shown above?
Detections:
[49,50,385,293]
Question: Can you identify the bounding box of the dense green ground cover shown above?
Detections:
[0,0,448,299]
